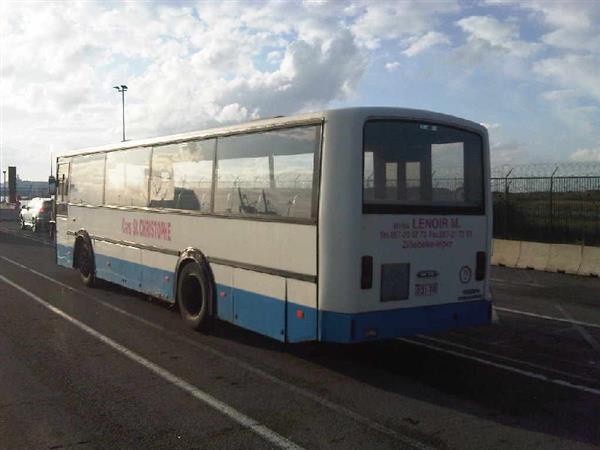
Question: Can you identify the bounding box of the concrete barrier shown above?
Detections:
[516,241,551,271]
[491,239,521,267]
[578,246,600,277]
[491,238,600,276]
[546,243,583,274]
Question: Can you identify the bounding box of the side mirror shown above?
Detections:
[48,175,57,196]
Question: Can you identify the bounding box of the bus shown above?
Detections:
[54,107,492,343]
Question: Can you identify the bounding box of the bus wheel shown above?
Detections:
[20,218,26,230]
[77,240,96,287]
[177,262,212,331]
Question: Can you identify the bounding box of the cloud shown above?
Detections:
[351,1,459,49]
[539,88,600,134]
[495,2,600,135]
[519,1,598,31]
[490,140,527,166]
[2,0,599,180]
[403,31,450,57]
[456,15,540,58]
[488,2,600,52]
[534,55,600,103]
[542,28,600,52]
[267,51,283,64]
[1,0,462,176]
[481,123,500,130]
[541,90,580,102]
[0,1,369,178]
[127,28,366,137]
[484,0,598,31]
[215,103,254,124]
[570,148,600,162]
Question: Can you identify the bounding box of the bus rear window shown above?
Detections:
[363,120,484,214]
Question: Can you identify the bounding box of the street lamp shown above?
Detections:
[2,170,6,203]
[113,85,128,142]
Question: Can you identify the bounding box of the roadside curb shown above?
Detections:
[492,238,599,277]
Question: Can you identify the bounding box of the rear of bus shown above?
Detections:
[318,108,492,343]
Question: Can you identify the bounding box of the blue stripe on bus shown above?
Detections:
[228,286,287,342]
[56,244,489,343]
[56,243,73,268]
[319,300,491,343]
[215,283,234,322]
[95,253,176,302]
[215,283,317,342]
[95,252,143,292]
[58,243,175,301]
[287,302,318,343]
[58,243,309,341]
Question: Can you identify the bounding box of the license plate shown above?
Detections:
[415,283,438,297]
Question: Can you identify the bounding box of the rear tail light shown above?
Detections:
[39,208,44,213]
[476,251,486,281]
[361,256,373,289]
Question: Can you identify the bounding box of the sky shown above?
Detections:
[1,0,599,180]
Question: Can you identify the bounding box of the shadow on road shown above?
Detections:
[210,320,600,447]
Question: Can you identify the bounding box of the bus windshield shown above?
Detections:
[363,120,484,214]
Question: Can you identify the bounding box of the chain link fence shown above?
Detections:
[492,163,600,245]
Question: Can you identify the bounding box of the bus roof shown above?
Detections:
[58,107,487,160]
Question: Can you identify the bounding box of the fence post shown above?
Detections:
[503,168,513,238]
[550,166,558,240]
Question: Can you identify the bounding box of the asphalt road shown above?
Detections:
[1,222,599,449]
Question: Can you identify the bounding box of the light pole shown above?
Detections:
[2,170,6,203]
[113,85,128,141]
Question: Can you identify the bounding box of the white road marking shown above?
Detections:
[0,274,303,450]
[417,335,599,384]
[494,306,600,329]
[490,278,544,288]
[0,255,431,450]
[0,255,165,332]
[491,306,499,323]
[399,337,600,396]
[0,226,53,246]
[555,304,600,353]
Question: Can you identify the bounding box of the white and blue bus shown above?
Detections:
[54,107,492,343]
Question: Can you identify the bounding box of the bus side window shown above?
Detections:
[56,163,69,215]
[105,147,151,207]
[57,173,68,215]
[214,126,320,219]
[57,162,70,215]
[149,139,215,212]
[70,154,105,206]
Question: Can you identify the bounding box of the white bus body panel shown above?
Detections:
[68,206,316,277]
[317,109,492,342]
[58,206,317,342]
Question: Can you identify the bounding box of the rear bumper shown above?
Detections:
[319,299,491,343]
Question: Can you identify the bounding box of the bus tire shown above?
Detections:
[177,262,213,332]
[77,239,96,287]
[20,218,26,230]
